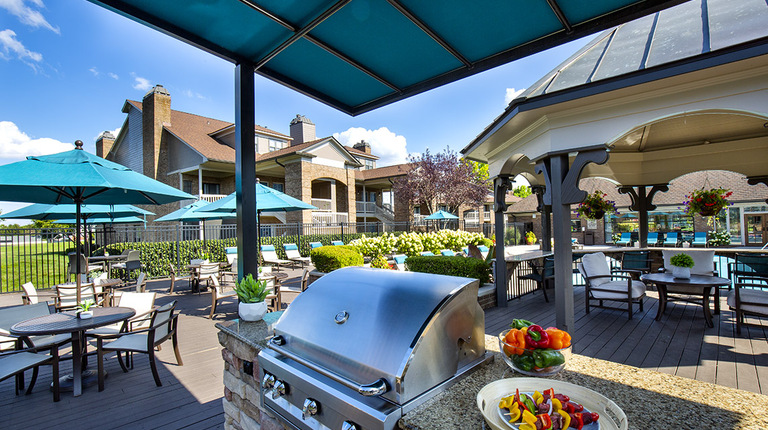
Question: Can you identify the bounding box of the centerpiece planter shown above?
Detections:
[576,190,617,220]
[684,187,732,217]
[234,274,269,322]
[670,253,694,279]
[238,301,268,322]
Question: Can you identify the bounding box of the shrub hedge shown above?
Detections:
[310,245,364,273]
[405,255,491,284]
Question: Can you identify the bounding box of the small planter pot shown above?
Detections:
[78,311,93,319]
[238,301,268,322]
[671,266,691,279]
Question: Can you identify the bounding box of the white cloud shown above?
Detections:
[131,73,151,91]
[183,89,206,100]
[504,88,525,105]
[0,121,73,162]
[108,72,118,80]
[0,29,42,69]
[334,127,409,167]
[0,0,59,34]
[89,67,99,77]
[93,126,121,142]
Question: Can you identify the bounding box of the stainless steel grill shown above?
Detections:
[258,266,491,430]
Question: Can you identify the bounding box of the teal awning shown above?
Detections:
[89,0,685,115]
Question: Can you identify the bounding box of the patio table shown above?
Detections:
[641,272,731,327]
[10,307,135,396]
[89,255,128,277]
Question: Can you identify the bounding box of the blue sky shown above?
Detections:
[0,0,591,216]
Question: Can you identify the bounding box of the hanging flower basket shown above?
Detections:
[575,190,617,220]
[683,188,732,217]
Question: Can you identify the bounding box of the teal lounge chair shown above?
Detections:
[616,233,632,246]
[420,251,435,256]
[392,254,407,271]
[647,232,660,246]
[440,249,455,256]
[309,241,322,249]
[663,232,679,247]
[691,232,708,247]
[331,240,344,246]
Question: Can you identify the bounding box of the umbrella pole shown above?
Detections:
[75,197,82,304]
[256,210,261,271]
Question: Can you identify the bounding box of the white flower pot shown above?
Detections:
[671,266,691,279]
[79,311,93,319]
[238,301,268,322]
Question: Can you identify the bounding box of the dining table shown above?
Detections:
[10,307,135,396]
[640,272,732,327]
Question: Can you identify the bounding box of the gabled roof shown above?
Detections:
[357,163,412,181]
[256,136,363,167]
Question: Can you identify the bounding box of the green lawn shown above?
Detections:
[0,242,70,293]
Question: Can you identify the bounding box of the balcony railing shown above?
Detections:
[356,201,377,214]
[199,194,227,203]
[311,198,333,211]
[312,212,349,224]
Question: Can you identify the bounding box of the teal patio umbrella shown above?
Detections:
[155,200,236,248]
[0,141,194,302]
[424,209,458,230]
[53,216,145,224]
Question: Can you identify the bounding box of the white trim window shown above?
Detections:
[268,139,285,152]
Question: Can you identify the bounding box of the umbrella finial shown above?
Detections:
[256,178,261,184]
[75,140,84,150]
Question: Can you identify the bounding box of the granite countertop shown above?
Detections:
[399,335,768,430]
[215,311,283,350]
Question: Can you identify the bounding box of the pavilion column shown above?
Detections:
[533,185,551,251]
[235,62,258,279]
[493,175,513,307]
[536,148,609,332]
[618,184,669,248]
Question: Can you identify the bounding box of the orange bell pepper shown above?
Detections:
[545,327,572,349]
[503,328,526,355]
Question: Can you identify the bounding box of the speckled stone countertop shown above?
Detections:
[399,335,768,430]
[215,311,283,350]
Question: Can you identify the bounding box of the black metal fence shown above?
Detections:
[0,220,503,293]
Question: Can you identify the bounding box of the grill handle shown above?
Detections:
[268,336,389,397]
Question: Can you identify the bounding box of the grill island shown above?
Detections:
[258,267,492,430]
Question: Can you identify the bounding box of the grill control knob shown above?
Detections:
[271,380,287,399]
[302,398,319,420]
[261,373,275,390]
[342,421,360,430]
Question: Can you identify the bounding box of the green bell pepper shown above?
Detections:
[532,349,565,368]
[510,319,534,330]
[512,354,535,372]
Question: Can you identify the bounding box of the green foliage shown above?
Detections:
[235,274,269,303]
[395,232,425,257]
[405,255,491,284]
[310,245,364,273]
[513,185,532,198]
[505,227,522,245]
[576,190,617,219]
[708,230,731,246]
[77,299,96,312]
[369,254,391,269]
[670,253,695,268]
[525,231,536,243]
[349,233,397,257]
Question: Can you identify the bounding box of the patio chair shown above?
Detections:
[661,250,716,275]
[21,282,56,305]
[196,263,221,292]
[225,247,238,265]
[615,233,632,247]
[94,300,182,390]
[168,264,194,294]
[54,283,108,312]
[691,232,708,247]
[0,343,61,402]
[67,253,103,282]
[300,269,310,292]
[420,251,435,256]
[331,240,344,246]
[647,232,660,246]
[392,254,407,271]
[260,245,291,271]
[478,245,490,259]
[114,272,147,293]
[727,253,768,335]
[613,251,652,280]
[517,257,553,302]
[112,250,141,280]
[283,243,311,268]
[663,232,679,247]
[88,292,157,335]
[309,241,323,250]
[578,252,646,319]
[440,249,455,256]
[0,303,71,355]
[209,275,237,319]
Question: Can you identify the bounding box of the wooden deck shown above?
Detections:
[1,271,767,429]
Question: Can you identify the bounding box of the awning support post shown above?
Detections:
[235,62,258,280]
[493,175,513,308]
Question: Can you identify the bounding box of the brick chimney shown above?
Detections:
[289,114,315,146]
[142,84,171,179]
[353,140,371,154]
[96,131,116,158]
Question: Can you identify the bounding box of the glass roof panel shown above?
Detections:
[559,0,643,25]
[645,0,704,68]
[401,0,563,63]
[708,0,768,51]
[265,38,393,108]
[310,0,462,89]
[591,14,655,81]
[547,35,611,92]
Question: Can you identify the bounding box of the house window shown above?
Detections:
[414,206,421,215]
[202,182,220,195]
[268,139,284,152]
[364,159,374,170]
[271,183,284,193]
[182,180,194,195]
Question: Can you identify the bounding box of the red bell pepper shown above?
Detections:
[537,413,552,429]
[570,412,584,430]
[524,324,550,348]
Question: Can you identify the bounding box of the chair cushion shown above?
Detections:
[393,255,407,265]
[104,333,149,353]
[590,280,646,300]
[284,244,298,251]
[580,252,611,287]
[727,288,768,315]
[662,250,715,275]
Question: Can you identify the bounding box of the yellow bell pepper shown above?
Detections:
[498,396,514,410]
[506,403,520,423]
[558,409,571,429]
[519,424,536,430]
[533,390,543,405]
[522,409,537,427]
[552,397,562,412]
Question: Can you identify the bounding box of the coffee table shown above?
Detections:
[11,307,135,396]
[640,273,731,328]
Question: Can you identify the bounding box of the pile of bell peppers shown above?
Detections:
[498,388,600,430]
[503,319,572,372]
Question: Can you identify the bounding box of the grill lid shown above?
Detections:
[271,267,480,400]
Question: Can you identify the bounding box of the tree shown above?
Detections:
[393,148,489,216]
[513,185,532,198]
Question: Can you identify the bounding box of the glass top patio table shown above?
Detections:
[640,273,731,328]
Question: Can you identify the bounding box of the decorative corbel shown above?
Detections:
[562,148,609,204]
[534,159,552,206]
[747,176,768,204]
[494,175,513,212]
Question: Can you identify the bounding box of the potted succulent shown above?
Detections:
[77,299,96,319]
[669,253,694,279]
[525,231,537,245]
[683,187,732,217]
[234,274,269,321]
[575,190,617,220]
